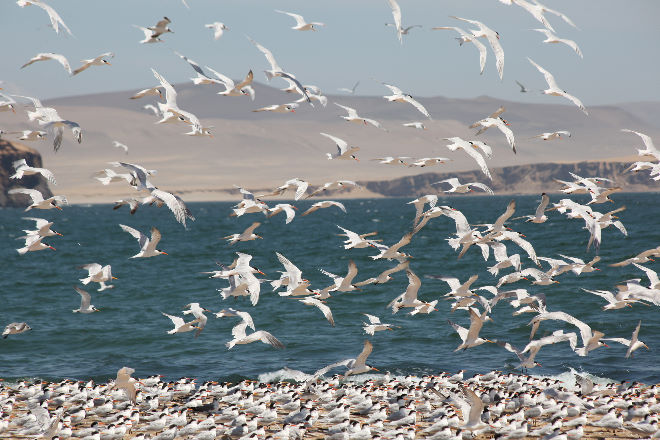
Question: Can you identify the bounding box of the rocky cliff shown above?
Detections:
[1,140,53,207]
[360,160,657,197]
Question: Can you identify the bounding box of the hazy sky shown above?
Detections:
[2,0,659,105]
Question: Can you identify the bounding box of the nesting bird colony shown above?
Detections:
[4,0,660,439]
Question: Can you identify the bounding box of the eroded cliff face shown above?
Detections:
[361,161,656,197]
[1,140,53,207]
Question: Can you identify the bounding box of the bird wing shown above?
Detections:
[402,95,431,119]
[621,129,658,159]
[78,263,103,275]
[331,201,347,213]
[243,222,261,236]
[119,224,147,249]
[236,310,255,331]
[320,132,348,154]
[558,90,588,115]
[492,199,516,230]
[151,68,178,109]
[174,51,208,77]
[334,102,358,118]
[235,70,254,90]
[74,286,92,309]
[278,71,311,103]
[275,9,306,27]
[387,0,402,42]
[470,182,494,195]
[354,340,373,367]
[150,188,191,227]
[9,187,44,203]
[466,308,485,342]
[363,314,381,324]
[247,330,285,349]
[232,321,248,339]
[382,82,404,95]
[33,0,73,35]
[462,387,485,425]
[276,252,303,285]
[527,57,558,89]
[403,269,421,301]
[496,340,524,362]
[633,263,660,289]
[247,37,282,71]
[535,193,550,217]
[162,312,185,328]
[344,260,359,285]
[148,227,162,249]
[301,297,334,326]
[461,144,492,180]
[626,320,642,358]
[204,65,235,88]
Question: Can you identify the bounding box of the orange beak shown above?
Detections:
[49,245,56,250]
[161,251,168,255]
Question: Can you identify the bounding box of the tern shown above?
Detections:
[174,51,218,85]
[72,52,113,76]
[529,311,608,356]
[148,16,173,37]
[78,263,116,290]
[301,201,346,216]
[507,0,578,31]
[610,245,660,267]
[408,194,438,227]
[387,269,427,313]
[183,303,211,337]
[162,313,200,334]
[386,0,406,44]
[16,0,72,35]
[21,52,71,75]
[531,29,583,58]
[403,122,427,130]
[226,322,285,350]
[8,188,67,210]
[207,67,254,98]
[515,80,529,93]
[362,314,395,335]
[621,129,659,160]
[603,321,648,358]
[519,193,550,223]
[532,130,571,141]
[453,387,490,431]
[119,224,167,258]
[581,288,639,311]
[130,86,163,100]
[473,117,516,153]
[374,156,411,165]
[112,140,128,154]
[470,106,506,134]
[16,234,55,255]
[152,68,204,132]
[224,222,263,245]
[451,16,504,80]
[299,297,334,326]
[273,252,307,295]
[275,9,324,31]
[307,180,361,198]
[259,178,309,200]
[444,137,492,180]
[2,322,31,338]
[344,340,378,376]
[205,22,228,40]
[134,25,163,44]
[432,26,487,75]
[380,82,431,119]
[528,57,588,115]
[319,260,359,292]
[253,103,298,113]
[355,260,409,286]
[10,159,56,184]
[8,130,47,141]
[15,94,81,151]
[72,286,100,313]
[320,133,359,161]
[435,178,493,195]
[337,81,360,94]
[215,308,255,332]
[448,308,493,351]
[21,217,62,237]
[334,103,385,130]
[267,204,297,224]
[336,225,380,249]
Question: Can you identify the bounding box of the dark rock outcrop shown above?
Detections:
[360,161,656,197]
[1,139,53,207]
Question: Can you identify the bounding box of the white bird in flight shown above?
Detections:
[337,81,360,94]
[78,263,116,291]
[444,137,492,180]
[72,52,114,76]
[301,201,346,217]
[320,132,359,161]
[532,130,571,141]
[432,26,487,75]
[226,322,285,350]
[72,286,100,313]
[10,158,56,184]
[8,188,67,211]
[2,322,31,339]
[119,224,167,258]
[21,216,61,238]
[21,52,71,75]
[275,9,324,31]
[16,0,72,35]
[112,140,129,153]
[253,103,298,113]
[224,222,263,245]
[334,102,385,130]
[380,82,431,119]
[436,177,493,195]
[205,22,228,40]
[531,28,583,58]
[451,16,504,80]
[473,116,516,153]
[528,57,588,115]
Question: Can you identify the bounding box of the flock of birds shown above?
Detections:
[3,0,660,439]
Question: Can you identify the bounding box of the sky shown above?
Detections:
[2,0,659,106]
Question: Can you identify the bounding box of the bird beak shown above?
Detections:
[258,270,266,276]
[55,205,63,210]
[49,245,56,250]
[371,368,380,371]
[603,343,609,347]
[56,232,63,236]
[161,251,168,255]
[112,276,118,279]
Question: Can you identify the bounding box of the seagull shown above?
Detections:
[275,9,324,31]
[299,297,334,326]
[473,117,516,153]
[205,22,228,39]
[259,178,309,200]
[320,132,359,161]
[532,130,571,141]
[362,314,395,335]
[119,224,167,258]
[435,177,493,194]
[226,322,285,349]
[603,321,648,358]
[16,0,72,35]
[448,308,493,351]
[10,159,56,184]
[528,57,588,115]
[337,81,360,94]
[334,102,385,130]
[8,188,67,211]
[531,28,583,58]
[432,26,487,75]
[2,322,31,338]
[301,201,346,216]
[515,80,529,93]
[451,16,504,80]
[72,286,100,313]
[380,82,431,119]
[253,103,298,113]
[444,137,492,180]
[112,140,128,154]
[72,52,113,76]
[224,222,263,245]
[21,52,71,74]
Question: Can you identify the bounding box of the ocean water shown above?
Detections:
[1,193,659,384]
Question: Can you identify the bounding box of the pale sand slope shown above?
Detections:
[1,82,658,203]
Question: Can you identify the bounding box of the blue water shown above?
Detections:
[1,194,659,384]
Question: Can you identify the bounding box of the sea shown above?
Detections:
[1,193,659,385]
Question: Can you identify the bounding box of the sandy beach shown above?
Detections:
[1,370,656,440]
